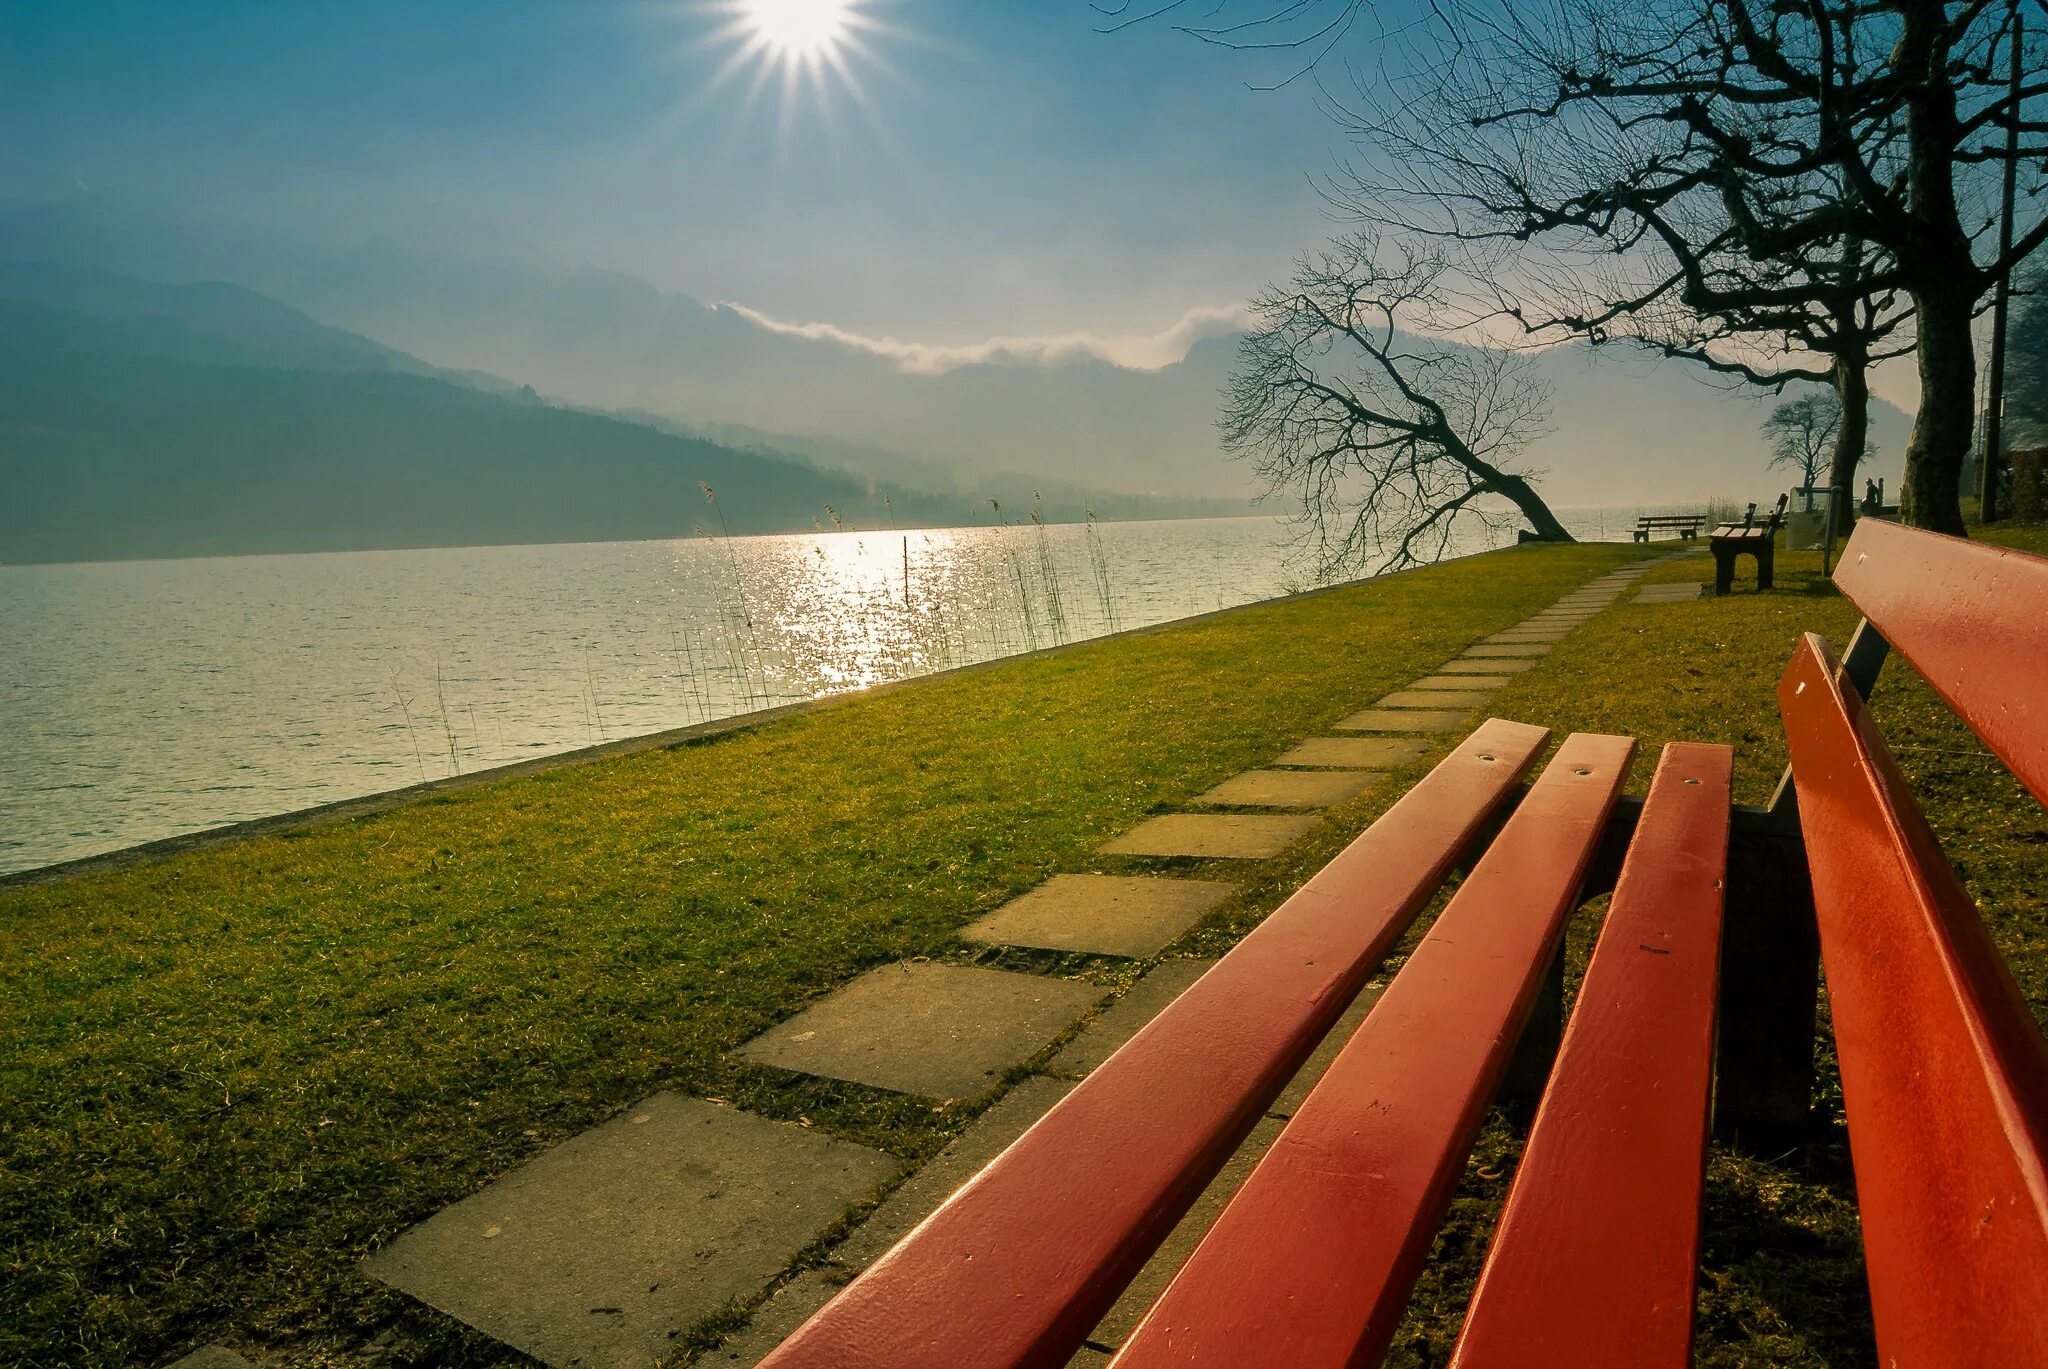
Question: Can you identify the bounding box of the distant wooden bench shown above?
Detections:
[757,521,2048,1369]
[1709,494,1789,594]
[1633,514,1706,542]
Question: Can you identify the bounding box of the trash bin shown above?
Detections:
[1786,510,1823,550]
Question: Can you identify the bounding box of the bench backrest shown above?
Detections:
[1831,519,2048,805]
[1779,521,2048,1366]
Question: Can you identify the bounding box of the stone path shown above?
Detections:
[364,1093,899,1369]
[1636,581,1707,603]
[350,551,1703,1369]
[1192,768,1381,810]
[962,875,1237,958]
[166,1350,253,1369]
[736,962,1106,1099]
[1100,812,1320,859]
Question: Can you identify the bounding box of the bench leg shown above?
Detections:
[1756,544,1775,591]
[1714,813,1819,1152]
[1713,549,1735,595]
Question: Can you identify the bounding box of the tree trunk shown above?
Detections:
[1492,472,1575,543]
[1829,353,1870,531]
[1903,283,1974,534]
[1894,4,1972,535]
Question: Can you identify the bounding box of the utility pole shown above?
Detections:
[1982,2,2024,523]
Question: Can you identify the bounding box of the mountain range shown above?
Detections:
[0,259,1239,564]
[0,193,1917,562]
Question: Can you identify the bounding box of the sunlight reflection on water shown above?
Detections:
[0,509,1663,873]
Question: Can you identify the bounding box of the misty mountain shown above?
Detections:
[0,194,1915,509]
[0,294,946,564]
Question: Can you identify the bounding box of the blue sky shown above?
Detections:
[2,0,1386,353]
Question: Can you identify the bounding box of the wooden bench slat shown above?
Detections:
[1832,518,2048,807]
[757,719,1551,1369]
[1449,742,1732,1368]
[1107,733,1635,1369]
[1780,632,2048,1366]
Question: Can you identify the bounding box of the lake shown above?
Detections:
[0,509,1670,875]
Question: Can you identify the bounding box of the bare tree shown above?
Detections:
[1227,235,1571,575]
[1764,392,1850,495]
[1111,0,2048,535]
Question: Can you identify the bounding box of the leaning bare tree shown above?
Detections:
[1229,235,1571,575]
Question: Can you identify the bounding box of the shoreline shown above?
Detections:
[0,563,1403,890]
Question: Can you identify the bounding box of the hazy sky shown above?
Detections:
[1,1,1399,356]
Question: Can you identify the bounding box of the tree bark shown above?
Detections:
[1829,352,1870,531]
[1491,471,1574,542]
[1895,3,1973,535]
[1903,283,1974,534]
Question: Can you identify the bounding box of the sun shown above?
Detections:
[743,0,855,58]
[688,0,894,133]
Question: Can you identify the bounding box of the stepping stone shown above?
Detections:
[1193,768,1381,810]
[738,963,1105,1099]
[1335,708,1471,733]
[1635,582,1707,603]
[707,1269,844,1365]
[1272,736,1430,769]
[1065,972,1377,1357]
[1463,643,1552,659]
[1438,657,1537,675]
[836,1075,1076,1269]
[1049,958,1218,1078]
[1376,688,1493,710]
[363,1094,898,1369]
[1271,980,1389,1119]
[1485,630,1568,644]
[1410,673,1511,691]
[962,874,1238,958]
[166,1351,254,1369]
[1083,1117,1286,1353]
[1100,813,1319,860]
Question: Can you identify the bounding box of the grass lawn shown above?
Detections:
[0,539,1650,1368]
[4,524,2044,1369]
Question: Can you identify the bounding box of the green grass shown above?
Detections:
[0,540,1649,1369]
[7,524,2045,1369]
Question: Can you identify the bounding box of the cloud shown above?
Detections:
[715,301,1249,374]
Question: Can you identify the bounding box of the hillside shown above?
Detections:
[0,286,977,564]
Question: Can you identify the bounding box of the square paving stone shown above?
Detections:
[1484,632,1568,646]
[362,1094,898,1369]
[1271,980,1388,1119]
[1438,657,1537,675]
[1463,643,1552,659]
[706,1270,844,1365]
[1376,688,1493,710]
[1084,1117,1286,1351]
[166,1351,255,1369]
[1100,813,1319,859]
[1410,673,1512,691]
[1635,582,1706,603]
[1193,768,1382,810]
[836,1075,1076,1269]
[962,874,1238,958]
[1272,735,1430,769]
[1335,708,1471,733]
[738,962,1106,1099]
[1049,958,1219,1078]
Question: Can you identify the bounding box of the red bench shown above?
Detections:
[756,521,2048,1368]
